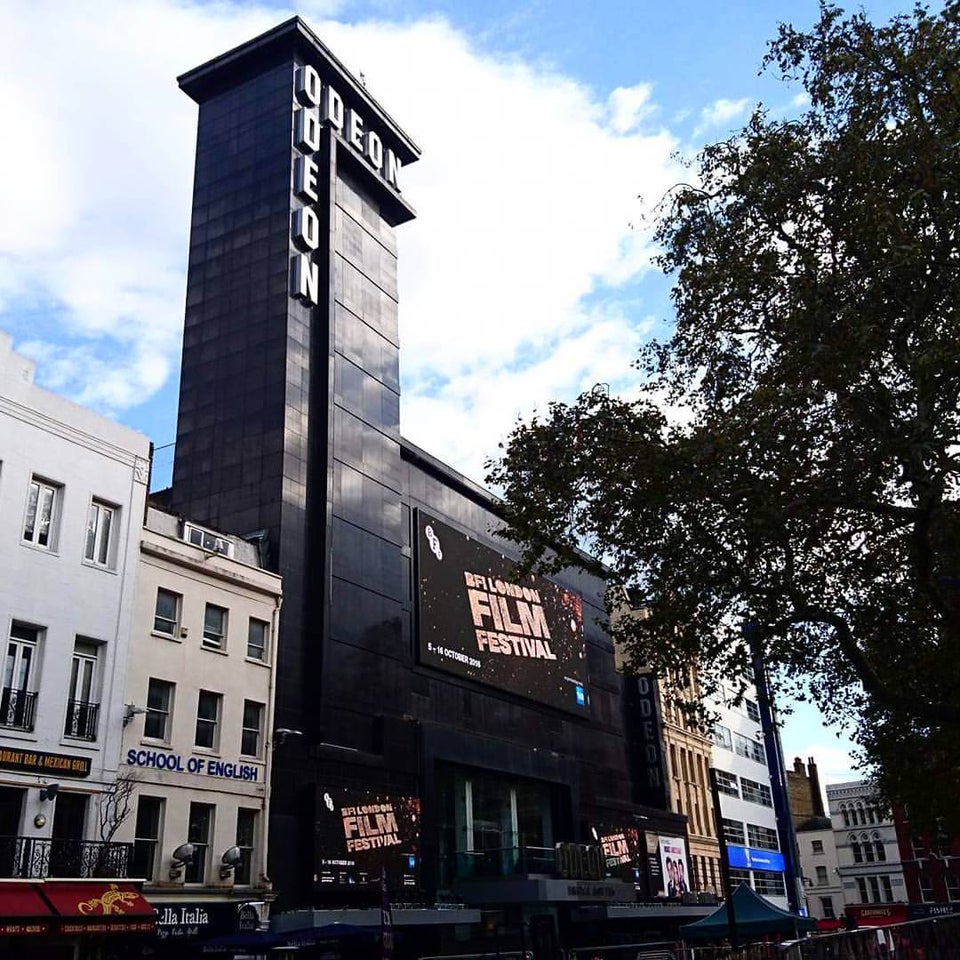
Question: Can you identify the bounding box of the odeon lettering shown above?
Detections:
[290,63,402,307]
[126,749,259,781]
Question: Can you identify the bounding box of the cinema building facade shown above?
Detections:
[165,18,709,954]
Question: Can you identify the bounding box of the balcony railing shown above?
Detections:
[441,845,559,886]
[63,699,99,740]
[0,836,132,879]
[0,687,37,731]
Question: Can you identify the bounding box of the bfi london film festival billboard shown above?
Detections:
[416,512,589,714]
[315,787,420,888]
[595,824,644,884]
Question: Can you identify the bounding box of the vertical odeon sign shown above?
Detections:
[290,64,403,305]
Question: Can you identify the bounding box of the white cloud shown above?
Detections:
[0,0,682,483]
[607,83,657,133]
[697,95,750,133]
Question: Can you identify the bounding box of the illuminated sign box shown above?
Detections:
[314,786,420,889]
[415,511,590,714]
[726,845,786,873]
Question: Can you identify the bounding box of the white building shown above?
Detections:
[827,780,906,912]
[796,816,843,921]
[116,506,281,924]
[709,682,789,910]
[0,331,151,870]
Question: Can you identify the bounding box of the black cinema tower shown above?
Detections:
[169,17,662,946]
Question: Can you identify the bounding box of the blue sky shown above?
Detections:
[0,0,920,786]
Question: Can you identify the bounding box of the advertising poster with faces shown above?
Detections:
[659,836,690,897]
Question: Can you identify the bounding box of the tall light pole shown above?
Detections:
[745,622,804,915]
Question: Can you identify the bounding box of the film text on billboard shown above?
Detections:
[416,512,589,714]
[315,787,420,889]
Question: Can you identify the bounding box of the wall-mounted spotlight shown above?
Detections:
[123,704,147,727]
[220,845,243,880]
[38,783,60,802]
[169,842,195,881]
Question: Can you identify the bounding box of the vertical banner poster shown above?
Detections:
[658,836,690,897]
[416,511,589,714]
[315,787,420,889]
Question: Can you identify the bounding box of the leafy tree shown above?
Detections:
[487,2,960,825]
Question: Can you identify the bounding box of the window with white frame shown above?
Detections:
[740,777,773,807]
[2,623,40,730]
[144,679,174,741]
[195,690,221,750]
[715,770,739,797]
[746,823,779,851]
[84,499,116,567]
[881,875,893,902]
[235,808,258,885]
[722,819,744,846]
[856,877,868,902]
[241,700,263,757]
[23,476,60,549]
[711,723,732,749]
[816,865,829,885]
[745,699,760,722]
[821,897,835,919]
[203,604,227,650]
[812,839,824,854]
[753,870,785,897]
[185,524,232,556]
[247,618,269,661]
[153,589,181,637]
[946,873,960,901]
[185,803,213,883]
[131,796,164,880]
[64,638,100,739]
[920,872,934,902]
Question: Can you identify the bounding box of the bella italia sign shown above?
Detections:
[290,64,403,306]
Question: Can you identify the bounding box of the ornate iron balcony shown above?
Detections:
[63,699,100,740]
[0,837,132,879]
[0,687,37,730]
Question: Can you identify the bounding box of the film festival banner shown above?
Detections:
[595,824,643,884]
[416,511,589,714]
[315,787,420,889]
[658,836,690,898]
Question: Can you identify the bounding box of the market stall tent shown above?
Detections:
[681,884,817,942]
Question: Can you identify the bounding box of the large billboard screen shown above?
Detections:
[314,787,420,889]
[416,511,589,714]
[595,824,643,884]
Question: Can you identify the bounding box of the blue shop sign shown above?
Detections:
[727,845,785,873]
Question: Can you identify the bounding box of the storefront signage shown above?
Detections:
[125,749,259,781]
[416,512,590,714]
[290,63,403,306]
[555,843,604,881]
[659,836,690,897]
[156,901,262,940]
[594,824,643,884]
[624,672,669,808]
[726,845,785,873]
[0,746,90,778]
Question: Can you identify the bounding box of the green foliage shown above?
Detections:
[487,2,960,825]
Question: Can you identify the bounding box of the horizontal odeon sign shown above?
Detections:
[290,63,403,307]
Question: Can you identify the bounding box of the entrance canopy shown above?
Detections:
[681,884,816,942]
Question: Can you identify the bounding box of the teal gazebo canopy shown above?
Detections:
[681,884,817,942]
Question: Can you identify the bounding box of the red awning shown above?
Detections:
[0,881,54,936]
[40,881,156,934]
